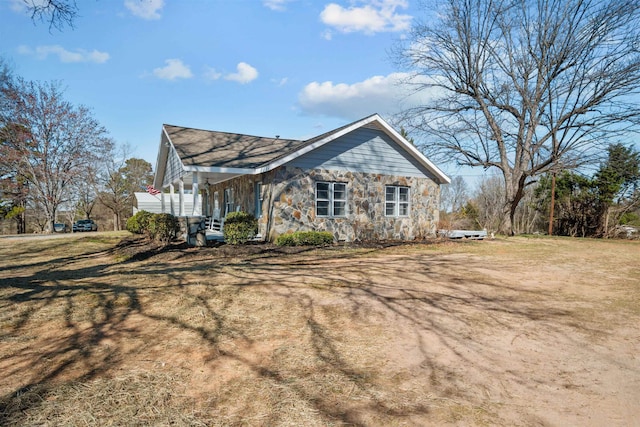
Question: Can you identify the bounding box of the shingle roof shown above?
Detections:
[159,114,450,185]
[163,124,306,169]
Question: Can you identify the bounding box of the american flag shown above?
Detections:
[146,184,161,196]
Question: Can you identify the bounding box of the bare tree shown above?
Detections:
[473,176,505,232]
[22,0,78,31]
[512,183,542,234]
[62,163,99,230]
[0,79,112,233]
[397,0,640,234]
[440,175,470,213]
[97,146,153,231]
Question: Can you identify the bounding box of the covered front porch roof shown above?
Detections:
[177,169,252,187]
[154,124,305,189]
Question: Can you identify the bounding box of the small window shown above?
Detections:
[224,188,234,216]
[316,182,347,217]
[254,182,263,218]
[333,183,346,217]
[385,186,410,217]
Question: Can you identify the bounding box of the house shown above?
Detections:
[152,114,450,242]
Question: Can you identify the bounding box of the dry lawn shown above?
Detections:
[0,233,638,426]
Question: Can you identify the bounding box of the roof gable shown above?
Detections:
[256,114,450,184]
[288,126,438,179]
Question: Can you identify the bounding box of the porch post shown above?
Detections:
[204,182,210,217]
[161,190,166,213]
[169,183,175,215]
[192,172,201,216]
[178,178,185,217]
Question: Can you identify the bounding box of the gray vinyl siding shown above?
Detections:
[163,145,185,187]
[289,128,435,179]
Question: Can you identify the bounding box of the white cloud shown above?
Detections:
[320,0,412,35]
[224,62,259,84]
[272,77,289,86]
[321,30,333,41]
[153,59,193,80]
[204,66,222,81]
[9,0,28,13]
[263,0,294,11]
[125,0,164,20]
[298,72,440,120]
[17,44,110,63]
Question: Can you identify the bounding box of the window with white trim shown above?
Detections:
[385,186,410,217]
[316,182,347,217]
[224,188,234,216]
[254,182,263,218]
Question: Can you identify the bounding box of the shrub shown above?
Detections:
[620,212,640,226]
[126,210,153,235]
[223,211,258,245]
[275,230,334,246]
[148,213,180,245]
[274,233,296,246]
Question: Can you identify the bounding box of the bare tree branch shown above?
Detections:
[395,0,640,234]
[23,0,78,31]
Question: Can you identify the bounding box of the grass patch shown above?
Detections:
[0,234,638,425]
[0,371,209,427]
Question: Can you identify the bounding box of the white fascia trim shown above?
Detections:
[254,115,381,175]
[153,128,168,189]
[376,118,451,184]
[183,165,256,174]
[156,126,188,189]
[162,126,187,170]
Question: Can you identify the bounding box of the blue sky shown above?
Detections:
[1,0,439,174]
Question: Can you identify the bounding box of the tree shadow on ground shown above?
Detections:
[0,237,612,426]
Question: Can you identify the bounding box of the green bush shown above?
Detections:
[126,210,153,235]
[148,213,180,245]
[223,211,258,245]
[274,233,296,246]
[620,212,640,226]
[275,230,334,246]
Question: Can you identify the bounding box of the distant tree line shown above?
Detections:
[0,58,153,234]
[441,143,640,238]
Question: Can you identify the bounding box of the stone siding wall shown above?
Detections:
[207,174,261,219]
[263,166,439,242]
[205,166,440,242]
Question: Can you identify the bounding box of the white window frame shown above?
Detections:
[385,186,410,217]
[315,182,347,218]
[224,188,234,217]
[254,181,263,218]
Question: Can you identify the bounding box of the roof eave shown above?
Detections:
[183,165,255,174]
[376,117,452,184]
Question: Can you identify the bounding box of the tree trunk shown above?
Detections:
[17,207,26,234]
[548,173,556,236]
[499,171,528,236]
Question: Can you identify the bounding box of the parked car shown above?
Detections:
[73,219,98,232]
[53,223,69,233]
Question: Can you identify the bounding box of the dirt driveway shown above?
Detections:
[0,236,638,426]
